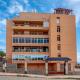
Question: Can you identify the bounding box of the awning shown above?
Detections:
[46,57,71,62]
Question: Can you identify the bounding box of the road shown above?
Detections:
[0,76,78,80]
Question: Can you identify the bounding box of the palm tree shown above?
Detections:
[0,51,6,57]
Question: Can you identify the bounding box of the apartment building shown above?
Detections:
[6,8,77,75]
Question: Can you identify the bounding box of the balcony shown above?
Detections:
[13,52,48,55]
[12,43,49,47]
[12,20,49,31]
[12,30,48,38]
[12,59,45,63]
[12,25,49,31]
[12,35,48,38]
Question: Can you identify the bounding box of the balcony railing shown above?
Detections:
[12,59,45,63]
[12,25,49,30]
[13,33,48,35]
[12,43,49,47]
[12,35,48,39]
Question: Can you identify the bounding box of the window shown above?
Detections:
[60,64,64,72]
[34,38,37,43]
[57,35,61,41]
[57,44,61,50]
[25,38,31,43]
[31,48,37,52]
[13,38,15,43]
[43,21,49,27]
[44,38,49,43]
[22,38,24,43]
[13,38,48,43]
[41,38,43,43]
[46,38,49,43]
[32,38,35,43]
[57,26,60,32]
[13,38,18,43]
[19,38,24,43]
[58,53,61,57]
[43,47,48,52]
[38,38,41,43]
[68,63,71,71]
[56,17,60,24]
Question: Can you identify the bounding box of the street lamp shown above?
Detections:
[2,56,7,72]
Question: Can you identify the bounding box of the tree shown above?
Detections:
[0,51,6,57]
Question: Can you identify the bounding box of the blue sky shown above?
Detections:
[0,0,80,63]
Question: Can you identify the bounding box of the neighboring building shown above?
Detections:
[6,8,77,75]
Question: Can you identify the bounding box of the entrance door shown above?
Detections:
[28,63,45,74]
[48,63,57,74]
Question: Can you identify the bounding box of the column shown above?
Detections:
[45,61,48,75]
[57,62,60,72]
[24,60,28,74]
[65,61,68,75]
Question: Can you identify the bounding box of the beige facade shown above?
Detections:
[6,8,77,74]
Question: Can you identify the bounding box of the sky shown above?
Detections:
[0,0,80,63]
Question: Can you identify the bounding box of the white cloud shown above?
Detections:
[66,0,80,25]
[0,19,6,26]
[8,1,24,14]
[0,19,6,32]
[0,45,6,52]
[69,0,80,3]
[77,52,80,63]
[0,0,7,6]
[50,8,54,13]
[0,30,3,34]
[23,0,29,4]
[0,39,5,43]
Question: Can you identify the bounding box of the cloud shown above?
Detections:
[0,45,6,52]
[0,0,7,7]
[0,19,6,25]
[0,19,6,32]
[66,0,80,25]
[77,53,80,63]
[69,0,80,3]
[8,1,25,14]
[0,30,3,34]
[23,0,29,4]
[50,8,54,13]
[0,39,5,43]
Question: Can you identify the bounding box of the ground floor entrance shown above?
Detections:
[16,62,70,75]
[13,57,71,75]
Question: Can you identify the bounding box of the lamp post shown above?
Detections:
[2,56,7,72]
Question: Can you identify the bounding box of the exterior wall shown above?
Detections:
[6,11,77,73]
[13,12,50,21]
[60,15,77,71]
[6,20,13,63]
[49,14,58,57]
[49,14,77,71]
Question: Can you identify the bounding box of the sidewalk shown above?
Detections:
[0,72,80,79]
